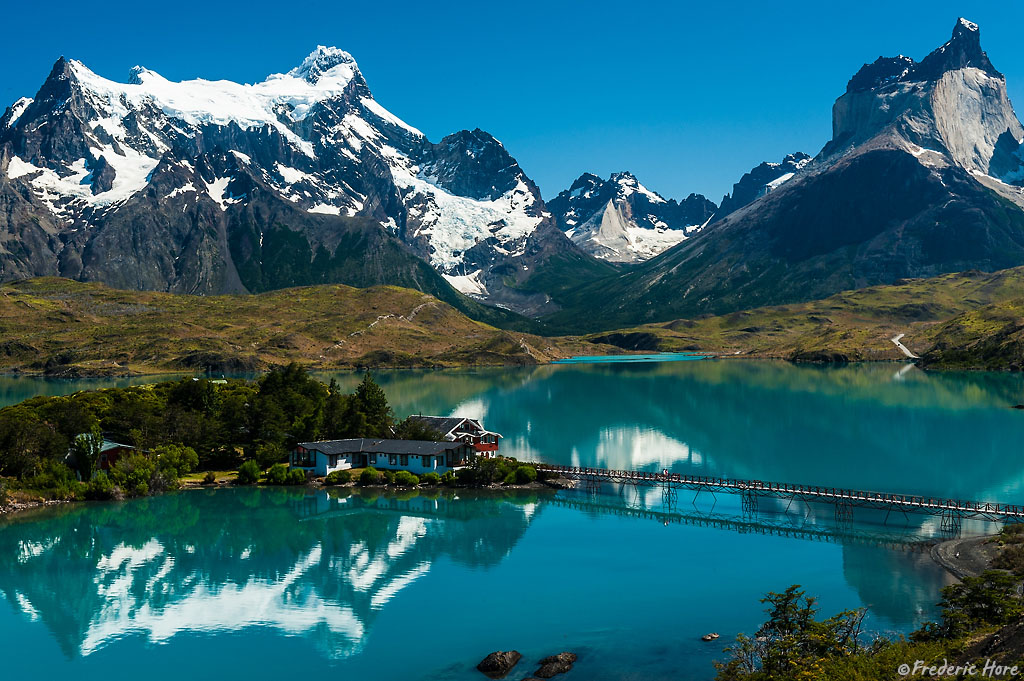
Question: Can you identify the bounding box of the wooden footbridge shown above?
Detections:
[535,464,1024,531]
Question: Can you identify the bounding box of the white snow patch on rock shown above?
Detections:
[442,269,489,296]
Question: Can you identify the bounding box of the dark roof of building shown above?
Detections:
[297,438,469,456]
[405,416,472,435]
[405,415,500,438]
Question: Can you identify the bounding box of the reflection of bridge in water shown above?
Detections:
[547,493,933,550]
[536,464,1024,535]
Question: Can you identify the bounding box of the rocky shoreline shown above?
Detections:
[930,534,1003,579]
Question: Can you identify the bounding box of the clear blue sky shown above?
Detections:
[3,1,1024,203]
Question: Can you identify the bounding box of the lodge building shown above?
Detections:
[290,438,476,477]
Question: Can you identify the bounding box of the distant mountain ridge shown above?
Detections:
[547,172,716,263]
[542,18,1024,331]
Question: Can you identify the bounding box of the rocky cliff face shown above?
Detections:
[545,18,1024,331]
[0,47,598,315]
[547,172,716,263]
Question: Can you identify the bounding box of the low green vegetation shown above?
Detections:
[457,456,541,486]
[716,572,1024,681]
[992,524,1024,574]
[919,298,1024,371]
[237,461,260,485]
[265,464,290,485]
[351,457,541,489]
[324,470,352,485]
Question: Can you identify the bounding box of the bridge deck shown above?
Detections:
[534,464,1024,522]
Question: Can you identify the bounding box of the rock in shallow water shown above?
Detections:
[476,650,522,678]
[534,652,578,678]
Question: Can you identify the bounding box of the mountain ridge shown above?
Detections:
[541,17,1024,332]
[0,46,608,317]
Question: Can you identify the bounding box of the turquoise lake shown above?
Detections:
[2,360,1023,680]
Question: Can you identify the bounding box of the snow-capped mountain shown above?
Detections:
[715,152,810,219]
[547,18,1024,330]
[0,47,594,315]
[547,172,716,263]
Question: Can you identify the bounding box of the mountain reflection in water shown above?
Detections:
[0,485,953,675]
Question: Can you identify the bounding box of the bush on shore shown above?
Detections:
[266,463,289,485]
[458,456,538,486]
[84,471,114,500]
[420,472,441,486]
[237,460,260,485]
[359,467,381,486]
[324,470,352,485]
[393,470,419,486]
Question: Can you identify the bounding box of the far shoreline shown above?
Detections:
[2,354,1022,380]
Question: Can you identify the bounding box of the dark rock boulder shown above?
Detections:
[476,650,522,679]
[534,652,578,678]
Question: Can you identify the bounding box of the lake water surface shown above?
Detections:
[2,360,1023,680]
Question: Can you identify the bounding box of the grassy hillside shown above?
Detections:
[918,298,1024,370]
[0,278,615,376]
[584,268,1024,364]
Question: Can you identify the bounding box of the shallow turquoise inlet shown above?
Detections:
[1,360,1023,680]
[551,352,710,363]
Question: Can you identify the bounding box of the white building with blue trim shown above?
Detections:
[289,438,476,477]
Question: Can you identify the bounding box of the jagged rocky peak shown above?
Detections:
[827,17,1024,184]
[287,45,359,84]
[846,18,1000,93]
[915,17,1000,81]
[847,56,915,92]
[421,128,538,203]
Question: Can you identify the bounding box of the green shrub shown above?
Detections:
[393,470,419,486]
[919,570,1024,639]
[420,472,441,486]
[266,463,289,485]
[513,465,537,484]
[440,471,456,486]
[469,456,519,484]
[286,469,307,485]
[237,460,260,485]
[382,470,395,484]
[108,453,156,498]
[1001,522,1024,543]
[359,467,381,486]
[324,470,352,485]
[253,442,287,470]
[84,471,115,500]
[203,471,217,484]
[153,443,199,479]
